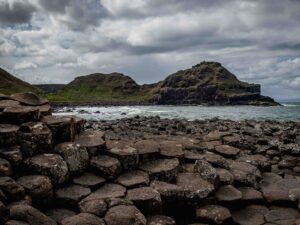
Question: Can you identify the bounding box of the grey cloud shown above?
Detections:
[38,0,71,13]
[0,1,36,24]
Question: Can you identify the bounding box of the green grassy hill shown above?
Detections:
[47,73,152,103]
[0,67,42,95]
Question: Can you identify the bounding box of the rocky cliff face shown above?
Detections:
[150,62,278,106]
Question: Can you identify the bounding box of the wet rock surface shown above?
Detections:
[0,93,300,225]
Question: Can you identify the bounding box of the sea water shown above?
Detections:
[54,102,300,121]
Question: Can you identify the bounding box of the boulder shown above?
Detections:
[147,215,176,225]
[23,154,69,185]
[176,173,214,200]
[9,204,57,225]
[196,205,231,224]
[61,213,105,225]
[19,122,52,156]
[215,185,242,202]
[0,158,12,176]
[10,93,48,106]
[54,142,89,175]
[17,175,53,205]
[3,106,40,124]
[55,185,91,207]
[73,172,106,189]
[90,155,121,179]
[0,177,25,201]
[140,158,180,182]
[104,205,147,225]
[106,146,139,170]
[75,130,105,156]
[117,170,149,188]
[0,124,19,147]
[127,187,162,214]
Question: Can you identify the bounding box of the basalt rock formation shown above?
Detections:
[151,61,278,106]
[0,92,298,225]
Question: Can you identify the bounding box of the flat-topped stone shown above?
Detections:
[147,215,176,225]
[133,140,160,159]
[24,153,69,185]
[127,187,162,213]
[84,183,126,200]
[34,104,51,116]
[140,158,180,182]
[228,160,261,187]
[56,184,91,207]
[17,175,53,205]
[73,173,106,189]
[0,145,23,166]
[104,205,146,225]
[10,204,56,225]
[237,187,263,203]
[90,155,121,179]
[106,146,139,170]
[159,140,184,158]
[61,213,105,225]
[79,197,107,217]
[41,115,76,144]
[232,205,268,225]
[259,175,300,203]
[3,106,40,124]
[0,100,20,109]
[117,170,149,188]
[216,168,234,185]
[196,205,231,224]
[0,177,25,201]
[19,122,52,156]
[75,130,105,155]
[150,180,183,201]
[54,142,89,175]
[10,93,48,106]
[264,207,300,224]
[216,185,242,202]
[176,173,214,200]
[214,145,240,158]
[0,158,12,176]
[45,208,76,224]
[0,124,19,146]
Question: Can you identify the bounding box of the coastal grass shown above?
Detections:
[47,83,152,103]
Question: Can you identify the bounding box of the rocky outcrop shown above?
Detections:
[0,92,298,225]
[151,61,279,106]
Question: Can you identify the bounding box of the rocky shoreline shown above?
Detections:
[0,93,299,225]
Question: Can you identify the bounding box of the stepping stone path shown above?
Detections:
[0,92,300,225]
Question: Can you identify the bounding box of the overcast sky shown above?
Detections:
[0,0,300,99]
